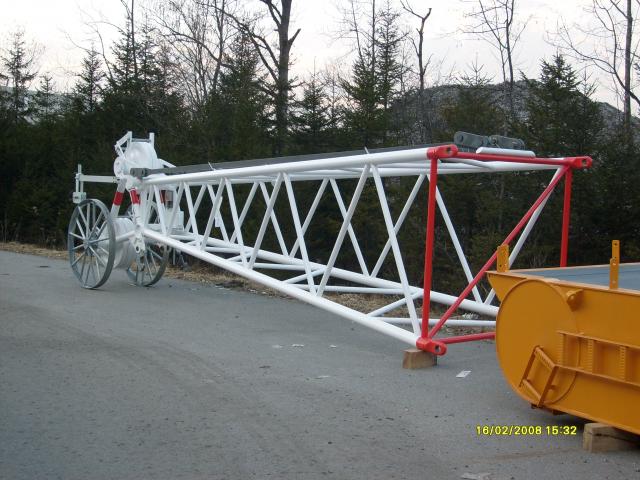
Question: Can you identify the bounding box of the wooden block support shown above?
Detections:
[402,348,437,369]
[583,423,640,453]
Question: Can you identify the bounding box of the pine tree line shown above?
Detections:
[0,1,638,291]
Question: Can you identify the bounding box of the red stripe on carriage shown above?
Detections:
[160,190,166,204]
[113,190,124,206]
[130,190,140,204]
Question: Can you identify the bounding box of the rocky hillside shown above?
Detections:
[395,80,636,145]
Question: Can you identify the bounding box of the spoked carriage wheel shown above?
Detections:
[126,243,169,287]
[124,202,169,286]
[68,199,115,289]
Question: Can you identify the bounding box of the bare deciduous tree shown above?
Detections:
[152,0,234,110]
[78,0,138,85]
[337,0,378,74]
[223,0,300,155]
[463,0,527,121]
[555,0,640,140]
[401,1,432,141]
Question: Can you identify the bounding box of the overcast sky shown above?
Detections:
[0,0,620,107]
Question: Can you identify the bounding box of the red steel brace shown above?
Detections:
[417,145,592,355]
[560,169,573,267]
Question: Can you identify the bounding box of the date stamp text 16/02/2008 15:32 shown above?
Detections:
[476,425,578,436]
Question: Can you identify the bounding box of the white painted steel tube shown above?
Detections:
[145,149,431,185]
[143,163,558,187]
[371,174,425,278]
[251,263,307,271]
[475,147,535,157]
[434,185,483,303]
[290,179,328,257]
[284,174,317,294]
[367,291,423,317]
[293,285,405,294]
[143,229,419,346]
[143,148,562,186]
[171,232,500,317]
[115,230,135,243]
[382,317,496,328]
[248,175,283,268]
[329,179,370,276]
[372,166,420,334]
[318,166,370,295]
[78,174,118,183]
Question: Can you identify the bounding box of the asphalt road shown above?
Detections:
[1,250,639,480]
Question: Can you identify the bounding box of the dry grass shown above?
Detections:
[0,241,68,260]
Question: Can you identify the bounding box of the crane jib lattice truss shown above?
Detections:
[69,132,592,356]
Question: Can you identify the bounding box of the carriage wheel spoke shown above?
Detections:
[89,245,107,266]
[84,257,92,285]
[72,250,86,266]
[144,255,152,282]
[149,249,158,270]
[90,213,106,237]
[78,209,89,235]
[91,261,98,285]
[75,220,86,238]
[79,253,87,278]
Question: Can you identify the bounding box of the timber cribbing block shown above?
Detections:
[583,423,640,452]
[402,348,437,369]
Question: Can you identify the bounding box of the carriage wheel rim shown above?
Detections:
[68,199,115,289]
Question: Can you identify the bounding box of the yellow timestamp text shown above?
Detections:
[476,425,578,436]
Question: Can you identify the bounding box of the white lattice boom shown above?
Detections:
[68,132,591,355]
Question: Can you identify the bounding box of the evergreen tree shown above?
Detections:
[73,47,104,113]
[322,68,348,149]
[436,65,510,288]
[33,75,59,123]
[341,0,403,148]
[206,33,272,162]
[521,55,602,157]
[1,30,38,124]
[439,63,502,139]
[342,53,382,147]
[291,73,330,153]
[375,1,404,143]
[101,10,185,146]
[494,56,604,268]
